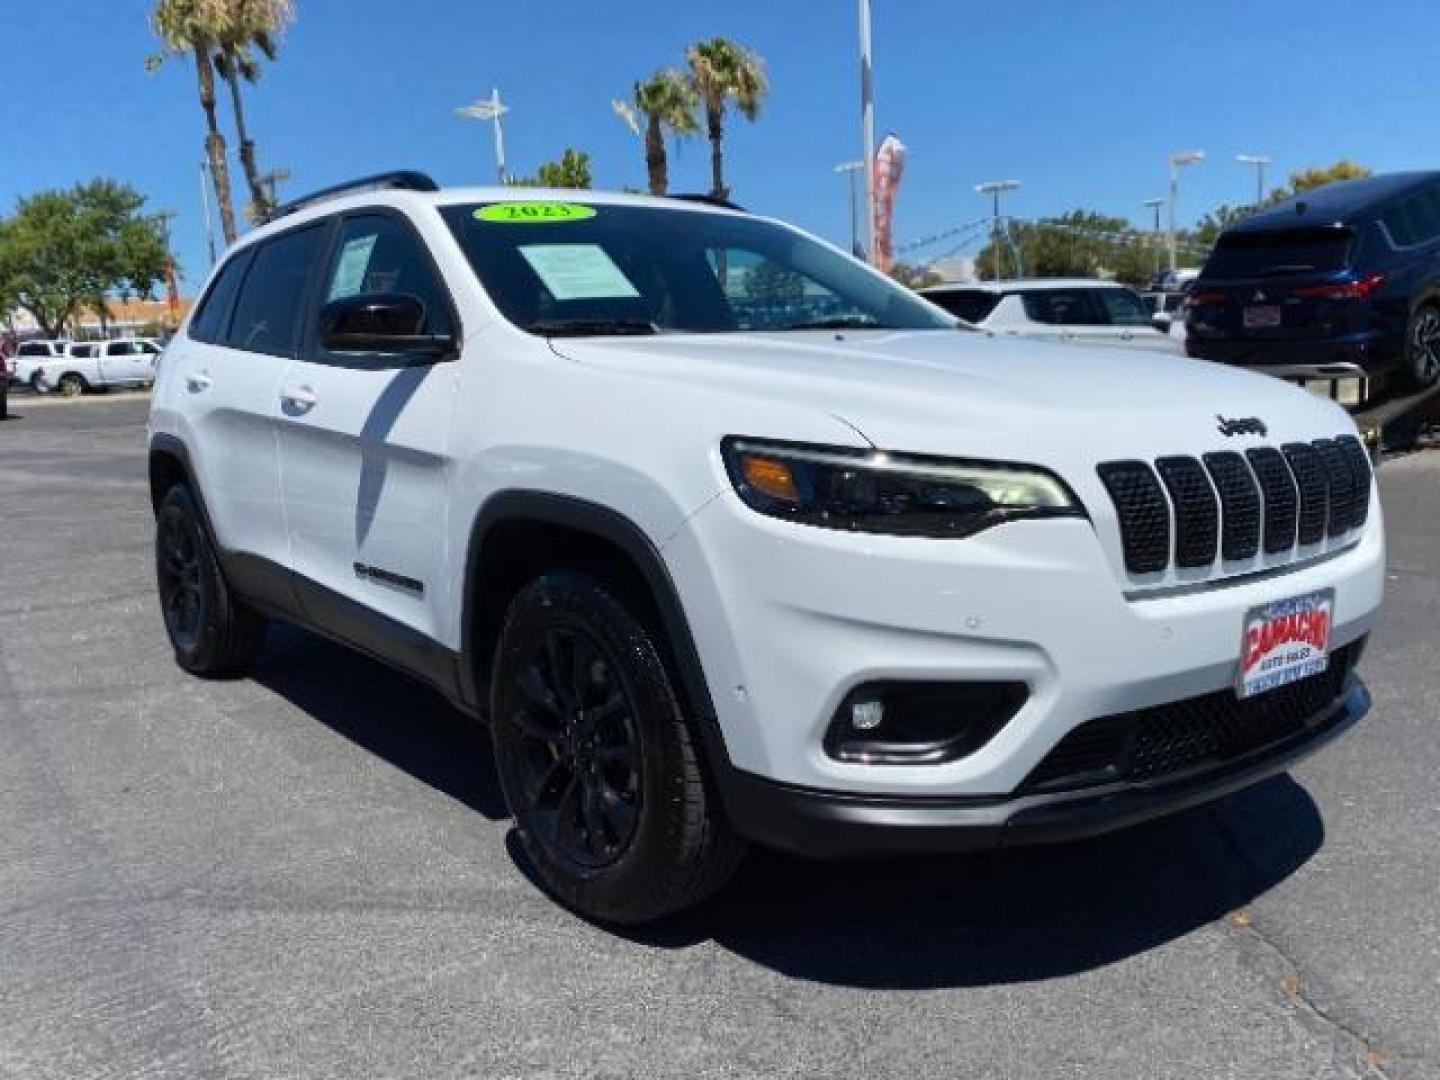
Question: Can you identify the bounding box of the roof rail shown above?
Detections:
[668,192,747,212]
[263,170,439,224]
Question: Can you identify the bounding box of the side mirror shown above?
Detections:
[320,293,455,358]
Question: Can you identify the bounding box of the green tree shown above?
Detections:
[888,262,943,289]
[1280,159,1373,198]
[149,0,238,243]
[512,148,593,190]
[213,0,295,221]
[686,37,768,200]
[1191,203,1253,248]
[0,181,169,339]
[619,71,699,196]
[742,259,805,304]
[974,210,1159,285]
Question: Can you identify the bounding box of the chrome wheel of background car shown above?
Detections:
[29,374,48,394]
[156,512,204,651]
[58,374,85,397]
[509,625,643,870]
[1409,306,1440,386]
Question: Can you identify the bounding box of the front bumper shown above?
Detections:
[723,675,1368,858]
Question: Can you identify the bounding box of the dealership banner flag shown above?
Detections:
[872,134,907,273]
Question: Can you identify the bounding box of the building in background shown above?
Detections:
[4,296,192,341]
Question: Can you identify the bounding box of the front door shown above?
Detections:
[276,210,460,643]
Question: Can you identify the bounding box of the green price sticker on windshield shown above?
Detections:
[475,202,597,224]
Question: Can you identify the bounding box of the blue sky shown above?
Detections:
[2,0,1435,289]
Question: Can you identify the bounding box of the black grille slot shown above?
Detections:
[1097,461,1170,574]
[1155,457,1218,567]
[1337,436,1372,527]
[1204,451,1262,561]
[1313,438,1356,536]
[1282,443,1329,545]
[1246,447,1299,554]
[1022,643,1359,793]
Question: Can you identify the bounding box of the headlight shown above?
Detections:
[721,437,1084,538]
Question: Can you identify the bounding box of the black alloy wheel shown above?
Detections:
[509,624,644,869]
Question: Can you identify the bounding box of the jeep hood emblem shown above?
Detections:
[1217,415,1268,437]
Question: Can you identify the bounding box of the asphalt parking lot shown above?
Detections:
[1,394,1436,1080]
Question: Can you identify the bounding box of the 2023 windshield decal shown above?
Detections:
[474,202,597,224]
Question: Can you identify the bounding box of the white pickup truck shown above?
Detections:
[36,339,161,395]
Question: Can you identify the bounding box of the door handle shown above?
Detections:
[281,384,319,410]
[186,371,212,392]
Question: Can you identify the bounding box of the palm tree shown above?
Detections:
[149,0,238,244]
[686,38,768,201]
[623,71,699,196]
[213,0,294,221]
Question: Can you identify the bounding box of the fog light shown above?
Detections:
[851,700,885,731]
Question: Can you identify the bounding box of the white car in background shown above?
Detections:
[922,279,1182,354]
[35,338,161,395]
[12,339,70,389]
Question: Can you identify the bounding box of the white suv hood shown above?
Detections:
[553,329,1357,463]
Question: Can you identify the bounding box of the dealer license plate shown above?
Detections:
[1237,589,1334,699]
[1243,304,1282,329]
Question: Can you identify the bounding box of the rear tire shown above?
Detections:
[491,572,746,925]
[1400,303,1440,390]
[155,485,265,675]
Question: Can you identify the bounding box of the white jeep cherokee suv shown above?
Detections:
[149,172,1385,924]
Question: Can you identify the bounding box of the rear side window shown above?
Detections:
[1095,288,1153,326]
[1382,186,1440,247]
[226,225,327,356]
[188,253,250,344]
[1021,289,1105,326]
[18,343,47,357]
[925,290,1001,323]
[1204,228,1354,279]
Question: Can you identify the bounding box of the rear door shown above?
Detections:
[168,223,330,575]
[275,209,460,642]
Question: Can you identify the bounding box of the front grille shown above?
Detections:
[1099,435,1369,577]
[1023,642,1360,793]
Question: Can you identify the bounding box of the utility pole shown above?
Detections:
[1236,153,1271,209]
[1168,150,1205,274]
[858,0,876,263]
[259,168,291,210]
[834,160,865,257]
[976,180,1020,281]
[153,210,181,332]
[456,87,510,185]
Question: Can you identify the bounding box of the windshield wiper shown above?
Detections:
[773,317,892,331]
[527,318,659,337]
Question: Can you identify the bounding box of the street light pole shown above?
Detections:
[858,0,876,263]
[198,160,217,267]
[975,180,1020,282]
[1236,153,1271,209]
[834,160,865,257]
[1167,150,1205,273]
[1143,197,1164,275]
[456,87,511,185]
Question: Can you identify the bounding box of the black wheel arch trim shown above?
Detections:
[462,490,736,776]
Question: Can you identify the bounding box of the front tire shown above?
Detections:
[491,573,745,924]
[155,485,265,675]
[57,373,87,397]
[1401,303,1440,390]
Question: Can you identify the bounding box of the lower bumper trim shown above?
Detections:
[722,677,1368,859]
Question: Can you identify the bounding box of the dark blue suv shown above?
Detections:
[1186,171,1440,390]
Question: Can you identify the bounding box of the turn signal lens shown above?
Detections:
[741,455,800,503]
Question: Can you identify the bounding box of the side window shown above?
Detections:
[318,214,454,340]
[18,343,45,357]
[926,290,1001,323]
[227,225,327,356]
[1096,289,1152,327]
[1022,289,1103,326]
[105,342,131,356]
[189,253,250,344]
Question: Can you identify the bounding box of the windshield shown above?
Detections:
[440,202,956,335]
